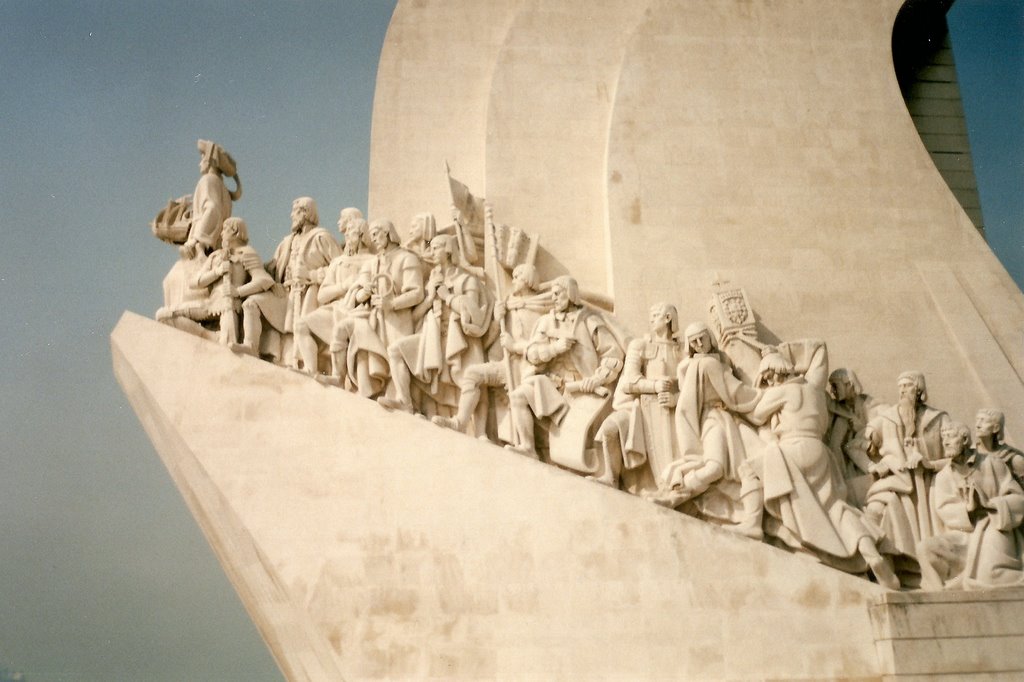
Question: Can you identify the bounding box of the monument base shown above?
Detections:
[112,312,1024,680]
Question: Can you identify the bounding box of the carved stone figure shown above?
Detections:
[650,322,757,519]
[239,197,340,364]
[403,212,436,263]
[431,263,549,436]
[155,140,242,331]
[338,219,425,398]
[293,208,371,378]
[378,235,491,414]
[181,139,242,259]
[918,422,1024,590]
[735,344,900,590]
[190,217,274,347]
[826,368,880,505]
[974,409,1024,485]
[592,303,683,490]
[863,371,951,569]
[506,276,624,462]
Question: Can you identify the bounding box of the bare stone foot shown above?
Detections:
[229,342,257,357]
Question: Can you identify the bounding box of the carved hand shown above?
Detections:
[494,301,507,321]
[500,332,514,351]
[655,379,676,394]
[905,452,924,470]
[552,337,575,355]
[355,287,371,304]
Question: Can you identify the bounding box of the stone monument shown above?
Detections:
[115,1,1024,679]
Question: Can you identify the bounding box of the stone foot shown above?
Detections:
[586,474,617,488]
[431,415,463,432]
[726,521,764,542]
[315,374,344,387]
[377,396,414,414]
[504,443,537,459]
[229,342,258,357]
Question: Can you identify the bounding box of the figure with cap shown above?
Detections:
[862,370,952,581]
[181,139,242,259]
[649,321,758,518]
[826,367,881,505]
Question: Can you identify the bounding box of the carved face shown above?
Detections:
[649,306,672,335]
[408,217,423,242]
[429,238,452,266]
[975,412,1000,440]
[291,202,309,232]
[942,429,968,459]
[342,222,362,255]
[688,331,712,355]
[199,155,212,174]
[551,282,571,312]
[897,378,920,404]
[831,376,855,402]
[511,270,529,295]
[368,225,390,252]
[221,223,240,248]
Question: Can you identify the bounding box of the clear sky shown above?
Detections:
[0,1,1019,680]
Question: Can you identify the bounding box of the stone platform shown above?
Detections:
[112,312,1024,680]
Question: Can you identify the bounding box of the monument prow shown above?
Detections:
[115,311,890,679]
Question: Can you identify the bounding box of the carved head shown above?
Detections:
[896,370,927,404]
[941,422,972,460]
[975,408,1005,443]
[408,213,436,245]
[221,217,249,246]
[649,303,679,338]
[757,352,795,388]
[550,276,580,312]
[429,234,459,266]
[683,321,715,357]
[511,263,539,294]
[368,219,400,252]
[827,368,862,402]
[197,139,237,177]
[291,197,318,232]
[338,208,367,254]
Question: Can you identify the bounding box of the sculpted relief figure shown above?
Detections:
[379,234,491,415]
[293,208,371,379]
[975,409,1024,485]
[506,276,624,461]
[181,139,242,259]
[863,371,951,574]
[919,422,1024,590]
[826,368,881,505]
[339,219,425,398]
[431,263,549,437]
[241,197,340,365]
[735,344,900,589]
[156,140,242,330]
[592,303,684,491]
[190,217,274,347]
[651,322,758,522]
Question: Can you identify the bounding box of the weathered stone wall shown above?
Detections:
[368,0,1024,436]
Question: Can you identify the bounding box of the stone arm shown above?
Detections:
[235,254,274,298]
[451,275,491,338]
[192,252,225,289]
[316,259,348,306]
[620,338,656,395]
[777,339,828,390]
[743,386,786,427]
[586,317,625,389]
[307,232,343,284]
[982,458,1024,532]
[932,470,975,532]
[390,256,426,313]
[1009,450,1024,481]
[524,317,564,367]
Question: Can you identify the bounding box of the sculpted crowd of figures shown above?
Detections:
[152,141,1024,593]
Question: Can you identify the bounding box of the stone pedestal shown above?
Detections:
[870,587,1024,681]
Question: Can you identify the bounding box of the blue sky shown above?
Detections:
[0,1,1019,680]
